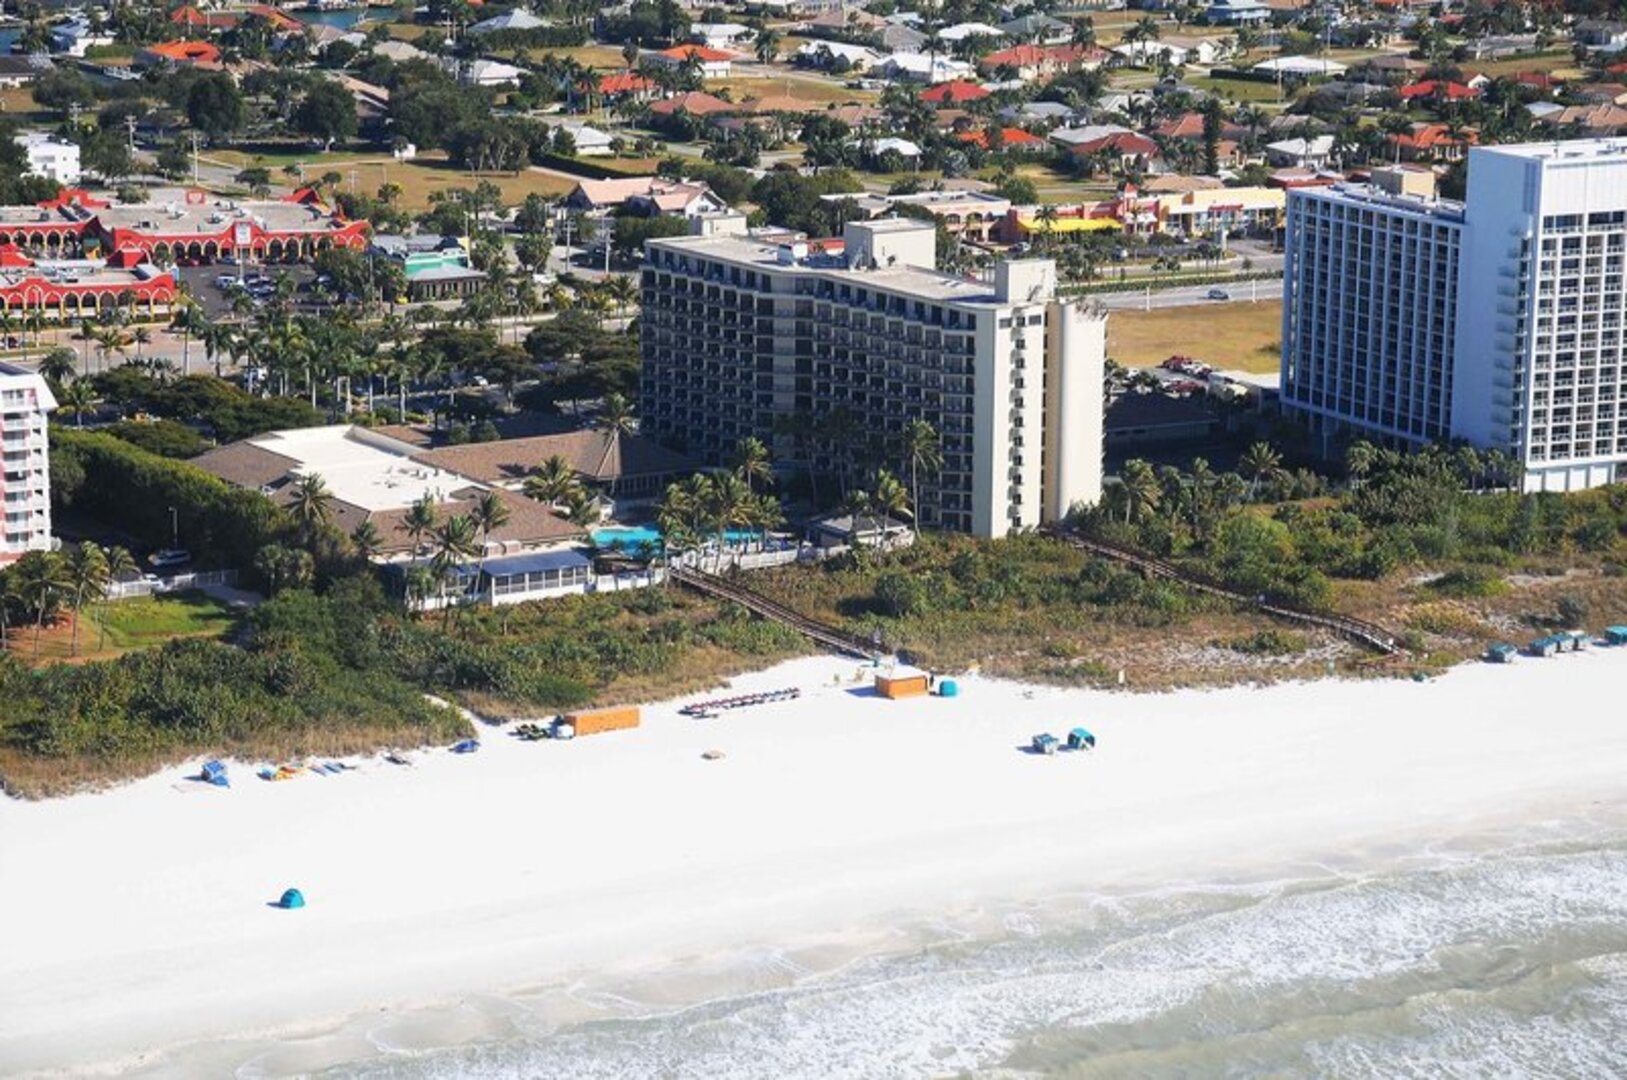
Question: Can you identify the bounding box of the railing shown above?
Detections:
[671,566,880,660]
[108,568,240,600]
[1047,529,1405,657]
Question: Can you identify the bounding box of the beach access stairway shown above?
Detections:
[670,566,882,660]
[1049,530,1405,657]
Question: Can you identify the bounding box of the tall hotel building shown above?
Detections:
[0,362,55,560]
[1283,140,1627,491]
[640,218,1106,537]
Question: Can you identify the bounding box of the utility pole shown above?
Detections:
[189,132,200,186]
[123,113,136,155]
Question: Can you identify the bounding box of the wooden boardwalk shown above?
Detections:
[670,566,882,660]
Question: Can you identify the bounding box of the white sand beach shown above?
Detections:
[4,649,1627,1075]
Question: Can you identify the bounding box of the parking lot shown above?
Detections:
[175,264,322,321]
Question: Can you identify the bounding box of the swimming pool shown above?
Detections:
[592,526,762,550]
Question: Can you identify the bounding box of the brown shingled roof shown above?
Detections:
[191,441,299,489]
[413,431,697,486]
[370,487,584,555]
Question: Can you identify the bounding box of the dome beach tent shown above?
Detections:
[277,888,305,910]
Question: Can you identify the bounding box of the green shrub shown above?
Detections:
[1428,567,1507,598]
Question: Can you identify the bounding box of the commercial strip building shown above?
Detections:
[0,188,367,264]
[640,218,1107,538]
[0,363,55,562]
[0,245,178,322]
[1281,140,1627,492]
[1002,185,1286,241]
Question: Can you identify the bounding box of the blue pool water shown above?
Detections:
[592,526,760,549]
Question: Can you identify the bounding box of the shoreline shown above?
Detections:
[4,650,1627,1075]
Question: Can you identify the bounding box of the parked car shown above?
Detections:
[1207,287,1231,301]
[149,548,191,569]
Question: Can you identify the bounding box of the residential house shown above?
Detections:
[648,44,738,78]
[49,18,114,58]
[136,40,223,68]
[372,40,431,62]
[937,21,1006,42]
[1542,104,1627,135]
[647,90,735,118]
[689,22,753,49]
[552,121,614,156]
[921,80,991,105]
[868,136,923,161]
[955,127,1050,154]
[1397,79,1482,105]
[978,43,1104,80]
[875,52,974,82]
[598,70,655,101]
[1252,56,1347,77]
[1265,134,1335,168]
[794,40,883,70]
[1574,82,1627,106]
[17,134,80,185]
[461,58,526,87]
[1056,127,1162,171]
[466,9,548,35]
[1387,122,1474,163]
[1205,0,1271,24]
[1159,35,1232,66]
[877,23,928,52]
[1574,20,1627,50]
[565,176,724,215]
[996,13,1073,43]
[0,56,46,89]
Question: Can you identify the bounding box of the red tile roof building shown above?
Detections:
[921,80,991,105]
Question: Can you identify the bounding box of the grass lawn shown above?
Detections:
[713,75,877,106]
[1108,299,1283,373]
[392,161,575,210]
[535,44,640,68]
[15,591,240,664]
[1186,76,1292,104]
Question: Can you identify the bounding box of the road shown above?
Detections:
[1095,277,1283,311]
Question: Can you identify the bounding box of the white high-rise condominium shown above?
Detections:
[639,218,1106,538]
[0,362,55,560]
[1283,139,1627,491]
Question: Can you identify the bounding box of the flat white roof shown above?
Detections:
[248,425,484,513]
[1475,137,1627,162]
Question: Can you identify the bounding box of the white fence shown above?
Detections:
[107,569,240,600]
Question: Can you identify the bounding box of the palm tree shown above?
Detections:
[870,468,911,549]
[755,27,781,64]
[900,420,941,528]
[130,326,152,361]
[38,348,75,386]
[1239,441,1284,499]
[602,274,639,318]
[1035,203,1060,249]
[469,488,511,587]
[1120,458,1160,523]
[65,542,109,657]
[731,436,772,494]
[99,546,135,652]
[431,513,481,621]
[58,379,97,428]
[403,493,438,557]
[350,520,383,562]
[524,454,580,507]
[706,471,752,567]
[1345,439,1376,488]
[288,473,333,544]
[12,552,70,658]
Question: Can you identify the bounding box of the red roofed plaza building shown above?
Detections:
[0,187,367,266]
[94,188,368,263]
[0,245,178,321]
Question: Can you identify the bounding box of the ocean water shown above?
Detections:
[198,822,1627,1080]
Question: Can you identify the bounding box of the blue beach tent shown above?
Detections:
[278,888,305,910]
[201,760,228,787]
[1068,727,1096,750]
[450,739,480,754]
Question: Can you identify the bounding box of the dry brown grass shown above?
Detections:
[1108,299,1283,372]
